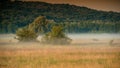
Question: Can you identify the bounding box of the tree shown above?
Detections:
[16,27,37,42]
[15,16,49,42]
[41,25,72,44]
[28,16,48,34]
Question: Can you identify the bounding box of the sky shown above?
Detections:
[21,0,120,12]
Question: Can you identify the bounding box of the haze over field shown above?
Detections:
[0,33,120,40]
[0,34,120,68]
[0,34,120,46]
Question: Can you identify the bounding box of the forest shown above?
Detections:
[0,0,120,33]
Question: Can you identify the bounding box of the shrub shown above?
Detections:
[41,25,72,44]
[16,27,38,42]
[15,16,49,42]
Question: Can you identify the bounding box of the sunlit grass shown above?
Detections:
[0,47,120,68]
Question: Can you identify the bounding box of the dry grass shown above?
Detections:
[0,43,120,68]
[0,35,120,68]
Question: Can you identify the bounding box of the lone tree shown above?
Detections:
[41,25,72,44]
[16,16,49,42]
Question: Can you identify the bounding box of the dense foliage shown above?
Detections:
[0,1,120,33]
[16,27,38,42]
[28,16,49,34]
[16,16,49,42]
[41,25,72,44]
[16,16,71,43]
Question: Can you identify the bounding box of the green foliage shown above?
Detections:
[16,27,38,42]
[15,16,51,42]
[41,25,72,44]
[0,1,120,33]
[58,21,120,33]
[28,16,48,33]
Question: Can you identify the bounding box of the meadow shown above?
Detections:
[0,34,120,68]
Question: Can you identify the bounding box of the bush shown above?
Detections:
[16,27,38,42]
[15,16,49,42]
[41,25,72,44]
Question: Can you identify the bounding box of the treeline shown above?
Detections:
[1,20,119,34]
[60,21,120,33]
[0,1,120,33]
[1,1,120,22]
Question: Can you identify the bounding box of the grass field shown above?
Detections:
[0,34,120,68]
[0,43,120,68]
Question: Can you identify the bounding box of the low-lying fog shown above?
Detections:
[67,33,120,39]
[0,33,120,40]
[0,33,120,47]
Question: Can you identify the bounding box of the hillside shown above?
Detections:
[1,1,120,22]
[0,1,120,33]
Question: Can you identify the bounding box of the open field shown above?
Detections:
[0,34,120,68]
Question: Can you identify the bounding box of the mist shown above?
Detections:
[0,33,120,45]
[67,33,120,39]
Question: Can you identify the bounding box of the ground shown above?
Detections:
[0,34,120,68]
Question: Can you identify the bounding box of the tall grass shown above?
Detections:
[0,46,120,68]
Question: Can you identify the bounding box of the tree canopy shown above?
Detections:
[16,16,49,42]
[41,25,72,44]
[16,27,37,42]
[28,16,48,34]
